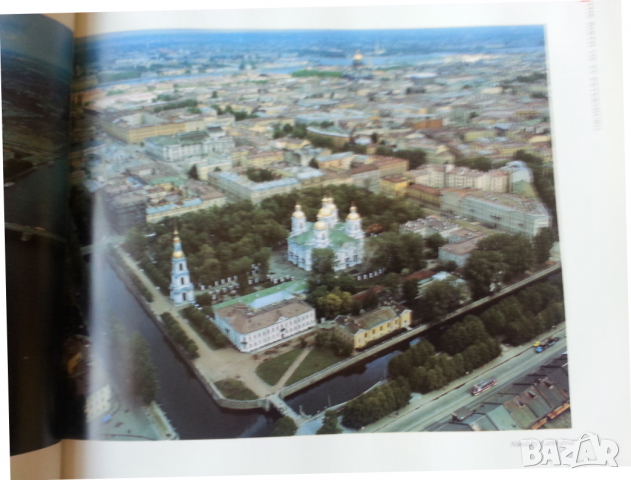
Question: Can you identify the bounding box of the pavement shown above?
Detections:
[268,250,310,281]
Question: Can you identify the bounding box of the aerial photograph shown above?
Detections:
[65,24,570,441]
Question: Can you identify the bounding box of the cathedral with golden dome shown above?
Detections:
[288,196,365,271]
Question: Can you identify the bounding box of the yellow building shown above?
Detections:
[405,184,441,206]
[379,174,409,197]
[462,129,497,142]
[371,156,410,177]
[334,306,412,350]
[103,111,209,144]
[245,150,284,168]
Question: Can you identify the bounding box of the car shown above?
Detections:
[548,337,560,346]
[471,378,497,395]
[535,345,547,353]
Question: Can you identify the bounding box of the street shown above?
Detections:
[363,326,568,433]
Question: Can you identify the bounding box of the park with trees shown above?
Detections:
[124,184,425,298]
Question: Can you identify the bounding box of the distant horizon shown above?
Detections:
[78,25,544,43]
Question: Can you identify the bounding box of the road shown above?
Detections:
[363,327,567,433]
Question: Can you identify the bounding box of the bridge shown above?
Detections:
[4,222,66,244]
[267,393,310,426]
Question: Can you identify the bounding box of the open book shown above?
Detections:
[2,3,630,479]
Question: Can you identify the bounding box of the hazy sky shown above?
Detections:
[0,14,73,70]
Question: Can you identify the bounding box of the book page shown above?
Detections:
[4,2,628,477]
[1,11,77,480]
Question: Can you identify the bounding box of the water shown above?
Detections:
[89,258,277,439]
[4,161,69,455]
[286,346,405,416]
[3,159,69,236]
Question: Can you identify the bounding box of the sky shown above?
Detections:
[0,14,73,70]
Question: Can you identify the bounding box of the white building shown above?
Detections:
[440,188,551,237]
[212,287,316,353]
[287,196,365,272]
[407,164,509,193]
[145,128,235,163]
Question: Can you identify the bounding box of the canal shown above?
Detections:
[89,254,279,439]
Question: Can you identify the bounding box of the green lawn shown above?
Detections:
[286,348,345,385]
[255,348,304,386]
[214,379,258,400]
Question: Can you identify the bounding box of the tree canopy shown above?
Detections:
[317,410,343,434]
[270,416,298,436]
[416,279,467,324]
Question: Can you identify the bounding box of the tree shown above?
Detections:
[188,165,199,180]
[317,293,343,319]
[439,315,489,355]
[130,332,159,406]
[402,278,419,303]
[270,417,297,437]
[362,290,380,311]
[392,149,427,170]
[312,248,335,276]
[477,234,533,282]
[317,410,342,434]
[425,232,447,251]
[464,250,505,299]
[309,158,319,169]
[382,272,401,293]
[375,146,394,156]
[371,132,379,144]
[212,90,218,98]
[125,227,148,260]
[442,260,458,272]
[417,279,468,323]
[533,227,555,264]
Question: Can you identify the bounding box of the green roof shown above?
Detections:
[329,226,356,247]
[213,280,308,311]
[291,223,315,246]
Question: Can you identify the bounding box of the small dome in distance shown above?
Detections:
[292,203,305,218]
[347,204,361,221]
[318,207,332,217]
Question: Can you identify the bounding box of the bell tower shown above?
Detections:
[170,228,194,305]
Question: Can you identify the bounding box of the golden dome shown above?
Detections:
[353,51,364,62]
[292,204,305,218]
[173,228,181,243]
[318,207,332,217]
[314,214,328,231]
[347,205,361,221]
[172,250,184,258]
